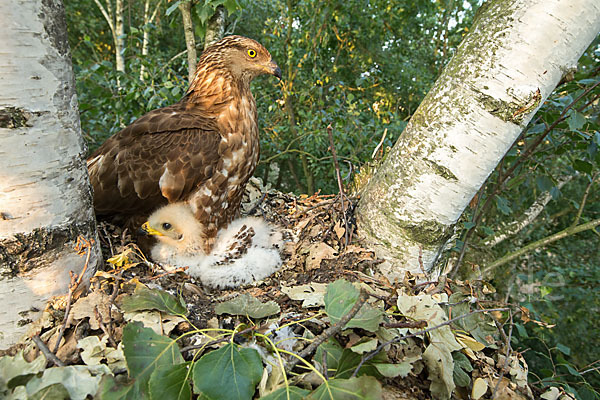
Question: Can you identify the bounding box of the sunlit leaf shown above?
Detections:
[192,343,263,400]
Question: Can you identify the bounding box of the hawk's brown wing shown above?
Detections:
[88,102,223,217]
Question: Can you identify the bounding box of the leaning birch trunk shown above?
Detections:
[356,0,600,279]
[0,0,101,349]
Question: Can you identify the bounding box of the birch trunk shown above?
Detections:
[140,0,162,81]
[92,0,126,73]
[356,0,600,279]
[179,0,197,84]
[0,0,101,349]
[204,5,225,50]
[114,0,125,72]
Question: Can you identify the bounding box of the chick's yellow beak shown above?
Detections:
[141,221,163,236]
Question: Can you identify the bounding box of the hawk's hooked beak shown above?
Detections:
[268,59,282,80]
[140,221,163,236]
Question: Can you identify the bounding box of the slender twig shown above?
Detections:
[246,192,268,216]
[491,312,514,399]
[293,199,337,218]
[33,335,65,367]
[451,181,485,277]
[180,327,255,353]
[327,124,350,248]
[484,217,600,272]
[371,128,388,159]
[52,237,93,354]
[352,307,510,377]
[286,290,369,374]
[94,306,117,348]
[573,172,598,226]
[107,272,122,348]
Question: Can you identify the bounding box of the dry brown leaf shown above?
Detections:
[334,220,345,239]
[70,291,113,330]
[305,242,337,270]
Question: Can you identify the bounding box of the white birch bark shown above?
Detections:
[356,0,600,279]
[114,0,125,72]
[0,0,101,349]
[179,0,197,84]
[92,0,125,72]
[204,5,225,50]
[140,0,162,81]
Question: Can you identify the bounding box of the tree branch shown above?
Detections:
[485,174,573,248]
[484,218,600,273]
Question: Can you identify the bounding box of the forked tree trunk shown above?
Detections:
[93,0,126,73]
[356,0,600,279]
[0,0,101,349]
[140,0,162,81]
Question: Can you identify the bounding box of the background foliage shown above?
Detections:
[65,1,599,398]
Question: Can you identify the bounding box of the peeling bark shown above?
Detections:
[0,0,101,348]
[356,0,600,279]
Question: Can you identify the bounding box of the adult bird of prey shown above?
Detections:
[141,203,283,288]
[87,35,281,252]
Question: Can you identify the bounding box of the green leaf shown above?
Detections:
[515,323,528,338]
[314,339,344,371]
[259,386,311,400]
[572,159,593,174]
[334,349,384,379]
[166,0,182,16]
[307,376,382,400]
[481,225,495,236]
[192,343,263,400]
[565,364,581,377]
[324,280,383,332]
[122,322,184,396]
[536,176,554,192]
[349,338,378,354]
[215,293,281,319]
[423,344,455,400]
[24,365,112,400]
[463,221,476,230]
[495,195,512,215]
[120,286,187,315]
[567,110,586,131]
[373,362,413,378]
[452,352,472,387]
[148,363,192,400]
[0,351,46,387]
[223,0,241,14]
[96,375,135,400]
[556,343,571,356]
[29,383,70,399]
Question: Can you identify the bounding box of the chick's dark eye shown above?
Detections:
[247,49,257,58]
[162,222,172,230]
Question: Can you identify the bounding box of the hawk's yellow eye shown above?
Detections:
[247,49,257,58]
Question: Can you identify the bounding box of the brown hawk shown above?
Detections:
[141,203,283,288]
[87,35,281,252]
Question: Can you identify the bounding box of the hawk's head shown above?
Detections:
[141,203,205,254]
[196,35,281,84]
